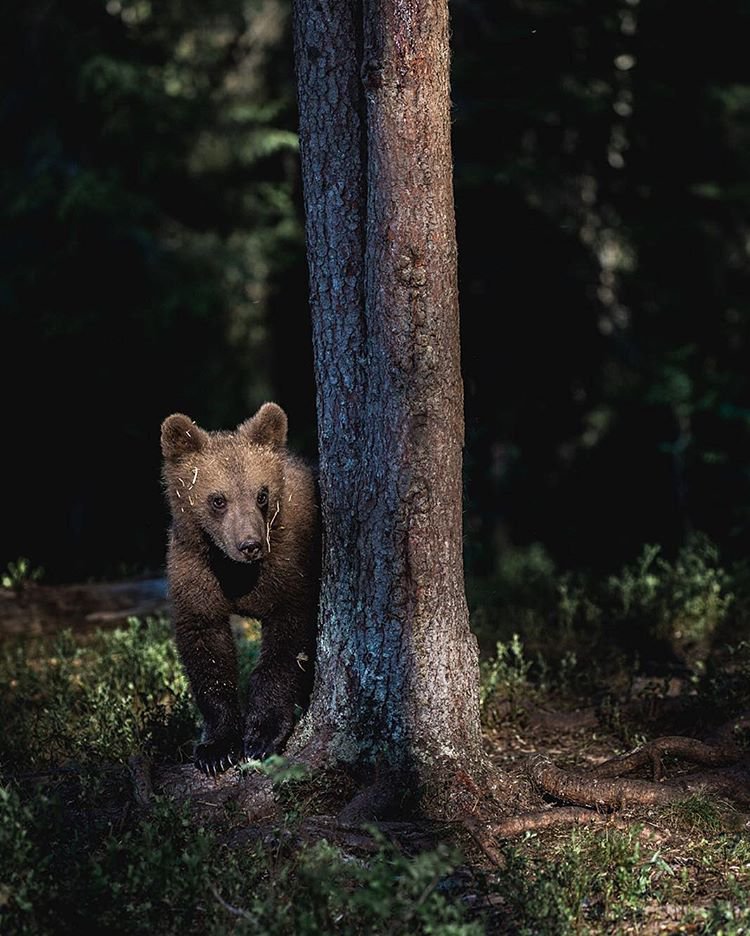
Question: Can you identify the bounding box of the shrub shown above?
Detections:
[0,617,196,770]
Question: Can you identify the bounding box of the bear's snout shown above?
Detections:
[237,538,263,561]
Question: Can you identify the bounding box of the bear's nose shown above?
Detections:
[238,538,263,560]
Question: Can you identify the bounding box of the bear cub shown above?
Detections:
[160,402,320,776]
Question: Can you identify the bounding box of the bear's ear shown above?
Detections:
[238,402,288,450]
[161,414,207,460]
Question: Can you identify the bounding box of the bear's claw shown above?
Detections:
[194,735,244,776]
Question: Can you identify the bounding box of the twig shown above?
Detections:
[266,500,280,552]
[210,885,253,921]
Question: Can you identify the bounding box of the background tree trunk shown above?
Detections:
[291,0,485,805]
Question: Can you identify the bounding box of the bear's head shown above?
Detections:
[161,402,288,564]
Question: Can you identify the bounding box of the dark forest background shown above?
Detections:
[2,0,749,587]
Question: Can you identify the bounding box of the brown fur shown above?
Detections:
[160,402,320,775]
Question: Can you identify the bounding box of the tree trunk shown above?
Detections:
[291,0,484,807]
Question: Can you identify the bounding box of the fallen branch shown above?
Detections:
[211,885,253,921]
[0,578,168,636]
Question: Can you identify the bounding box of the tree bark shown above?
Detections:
[291,0,484,801]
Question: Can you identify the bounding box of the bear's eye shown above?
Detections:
[256,488,268,508]
[210,494,227,511]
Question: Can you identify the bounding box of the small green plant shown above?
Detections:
[555,574,602,636]
[238,753,316,820]
[698,879,750,935]
[1,556,44,590]
[467,543,561,654]
[496,827,673,935]
[604,533,734,663]
[480,633,532,721]
[0,783,51,929]
[661,795,726,835]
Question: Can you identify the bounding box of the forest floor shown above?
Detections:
[477,691,750,934]
[1,556,749,934]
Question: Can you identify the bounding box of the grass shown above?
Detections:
[0,617,196,771]
[1,534,749,933]
[483,823,750,935]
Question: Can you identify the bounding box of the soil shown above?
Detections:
[0,577,169,637]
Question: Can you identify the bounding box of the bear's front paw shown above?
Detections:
[243,708,294,762]
[194,732,244,777]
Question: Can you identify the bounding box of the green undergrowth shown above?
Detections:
[0,616,196,771]
[0,618,482,934]
[0,784,483,936]
[1,534,749,933]
[470,533,750,933]
[483,821,750,935]
[0,616,261,773]
[3,779,749,936]
[471,532,750,709]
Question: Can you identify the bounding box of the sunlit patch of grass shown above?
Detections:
[479,633,534,724]
[489,826,675,935]
[2,617,198,770]
[0,615,264,774]
[660,795,728,835]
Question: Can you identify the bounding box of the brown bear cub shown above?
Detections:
[160,402,320,776]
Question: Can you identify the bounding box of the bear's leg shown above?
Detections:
[174,616,244,775]
[243,615,315,761]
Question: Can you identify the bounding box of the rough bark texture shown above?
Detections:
[291,0,483,788]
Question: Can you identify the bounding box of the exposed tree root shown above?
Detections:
[529,753,677,808]
[462,807,607,863]
[136,738,534,862]
[337,765,417,824]
[526,736,750,810]
[586,736,737,780]
[144,759,278,821]
[480,806,610,839]
[465,806,668,856]
[117,725,750,864]
[441,731,749,853]
[12,727,746,876]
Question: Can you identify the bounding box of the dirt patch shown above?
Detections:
[0,578,169,637]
